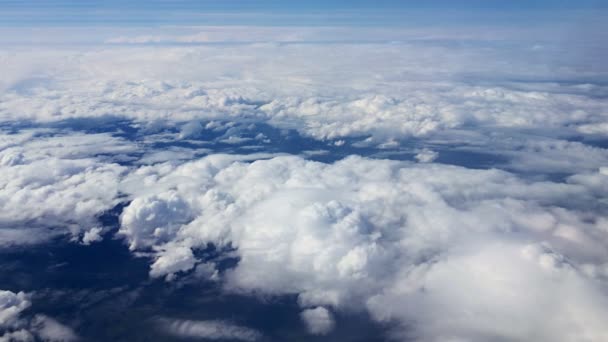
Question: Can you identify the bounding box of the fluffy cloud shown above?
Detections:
[2,77,605,147]
[414,148,438,163]
[0,290,76,342]
[0,291,30,328]
[0,131,129,244]
[367,241,608,341]
[0,329,33,342]
[300,307,335,335]
[29,315,78,342]
[160,318,261,341]
[117,154,608,340]
[1,33,606,148]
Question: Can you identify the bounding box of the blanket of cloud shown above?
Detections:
[1,20,608,342]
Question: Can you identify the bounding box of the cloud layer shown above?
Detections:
[117,154,608,340]
[0,130,129,244]
[1,24,607,341]
[1,29,606,149]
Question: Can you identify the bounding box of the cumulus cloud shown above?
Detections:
[81,227,103,245]
[0,156,125,241]
[29,315,78,342]
[367,241,608,341]
[0,329,33,342]
[0,291,30,328]
[0,290,76,342]
[300,307,335,335]
[414,148,438,163]
[0,130,129,244]
[149,245,197,281]
[116,154,608,340]
[1,32,606,149]
[160,318,261,341]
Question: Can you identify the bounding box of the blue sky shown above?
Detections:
[1,0,607,26]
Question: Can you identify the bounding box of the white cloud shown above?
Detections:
[102,26,557,45]
[0,131,129,244]
[29,315,78,342]
[81,227,103,245]
[149,244,197,281]
[414,148,438,163]
[442,133,608,175]
[0,291,76,342]
[0,291,30,328]
[0,34,606,148]
[0,157,125,238]
[367,241,608,341]
[300,307,335,335]
[578,122,608,135]
[0,131,136,162]
[160,318,261,341]
[119,191,194,251]
[0,329,33,342]
[117,154,608,341]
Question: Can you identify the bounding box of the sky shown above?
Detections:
[1,0,607,26]
[1,1,608,342]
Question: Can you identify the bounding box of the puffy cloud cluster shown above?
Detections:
[118,154,608,340]
[0,290,76,342]
[414,148,438,163]
[0,33,606,147]
[2,76,606,147]
[300,307,335,336]
[0,291,30,329]
[0,130,129,245]
[29,315,78,342]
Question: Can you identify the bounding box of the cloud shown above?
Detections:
[160,318,261,341]
[0,329,33,342]
[102,26,555,45]
[300,307,335,335]
[0,291,76,342]
[443,133,608,175]
[0,291,30,328]
[414,148,438,163]
[1,24,608,341]
[578,122,608,135]
[1,32,606,150]
[81,227,103,245]
[367,241,608,341]
[117,154,608,340]
[0,157,125,240]
[29,315,78,342]
[119,191,194,251]
[0,130,129,245]
[149,245,197,281]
